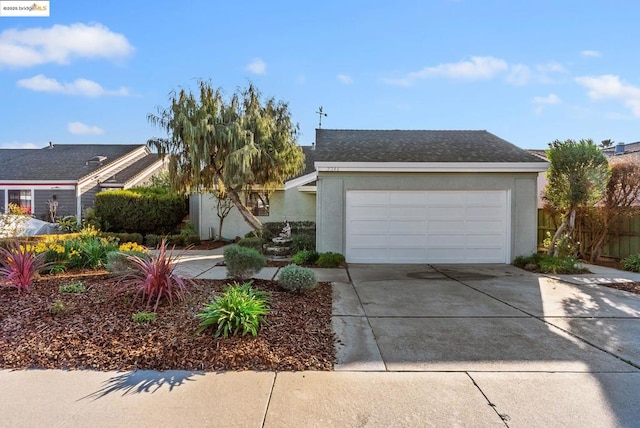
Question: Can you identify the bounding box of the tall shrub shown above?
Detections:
[94,188,187,234]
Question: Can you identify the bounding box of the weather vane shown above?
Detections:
[316,106,327,129]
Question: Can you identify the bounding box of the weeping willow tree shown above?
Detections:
[147,81,304,232]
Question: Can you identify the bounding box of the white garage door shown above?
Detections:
[346,190,509,264]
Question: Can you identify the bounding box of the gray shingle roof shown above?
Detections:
[100,154,163,185]
[314,129,543,163]
[0,144,145,181]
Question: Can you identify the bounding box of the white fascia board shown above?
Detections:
[315,161,549,173]
[298,186,317,193]
[77,146,148,188]
[0,181,76,189]
[284,171,318,190]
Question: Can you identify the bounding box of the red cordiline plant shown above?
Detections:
[117,240,192,311]
[0,241,47,293]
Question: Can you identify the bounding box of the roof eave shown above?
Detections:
[314,161,549,173]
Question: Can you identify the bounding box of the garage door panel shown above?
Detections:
[349,206,388,218]
[346,190,508,263]
[428,234,466,246]
[428,206,466,218]
[349,220,388,234]
[350,234,388,246]
[389,206,427,218]
[388,234,427,246]
[428,220,466,233]
[389,220,426,233]
[389,192,426,204]
[428,192,467,204]
[467,206,504,218]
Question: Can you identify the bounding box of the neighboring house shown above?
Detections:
[195,129,548,264]
[0,143,167,221]
[190,145,317,239]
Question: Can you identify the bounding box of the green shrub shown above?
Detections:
[224,245,266,279]
[184,235,201,246]
[94,188,187,235]
[49,299,67,316]
[277,264,318,293]
[514,253,585,274]
[180,223,198,237]
[316,252,345,268]
[100,232,144,245]
[59,281,85,293]
[196,282,270,338]
[145,234,161,248]
[291,249,319,265]
[132,311,157,324]
[238,237,264,252]
[78,236,119,269]
[622,254,640,272]
[290,233,315,253]
[167,234,186,247]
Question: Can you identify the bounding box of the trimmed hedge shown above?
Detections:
[94,188,187,235]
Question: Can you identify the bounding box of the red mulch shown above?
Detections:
[0,272,334,371]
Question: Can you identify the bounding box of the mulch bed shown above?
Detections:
[600,282,640,295]
[0,272,334,371]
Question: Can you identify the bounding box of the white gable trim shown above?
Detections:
[315,161,549,173]
[284,171,318,190]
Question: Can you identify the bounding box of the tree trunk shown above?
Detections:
[548,208,577,257]
[217,216,225,241]
[227,188,263,232]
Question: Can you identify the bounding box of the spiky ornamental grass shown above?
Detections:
[0,241,47,293]
[118,241,192,311]
[196,282,270,338]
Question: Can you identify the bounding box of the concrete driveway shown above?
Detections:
[334,263,640,426]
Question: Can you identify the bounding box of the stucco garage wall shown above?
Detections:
[316,172,539,262]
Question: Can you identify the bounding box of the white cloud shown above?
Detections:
[383,56,567,87]
[506,64,531,85]
[67,122,104,135]
[337,74,353,84]
[0,142,39,149]
[532,93,561,115]
[17,74,129,97]
[383,56,508,86]
[576,74,640,117]
[245,58,266,75]
[582,50,602,58]
[0,23,134,68]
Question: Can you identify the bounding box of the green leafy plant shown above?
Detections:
[132,311,157,324]
[316,252,345,268]
[145,234,161,248]
[79,237,118,269]
[291,250,319,266]
[48,264,66,275]
[196,282,270,338]
[49,299,67,316]
[513,252,586,274]
[277,264,318,293]
[117,240,192,311]
[237,236,264,252]
[224,244,266,279]
[622,254,640,272]
[0,241,47,293]
[59,281,85,293]
[290,233,315,253]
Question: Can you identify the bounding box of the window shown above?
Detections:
[246,191,269,216]
[8,190,32,214]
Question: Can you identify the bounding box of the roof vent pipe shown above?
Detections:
[48,141,53,149]
[615,142,625,155]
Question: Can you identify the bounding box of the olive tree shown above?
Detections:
[543,139,610,257]
[148,81,304,232]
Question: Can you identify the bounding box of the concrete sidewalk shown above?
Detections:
[2,369,639,427]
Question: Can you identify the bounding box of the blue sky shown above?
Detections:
[1,0,639,149]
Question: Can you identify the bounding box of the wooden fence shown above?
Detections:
[538,209,640,260]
